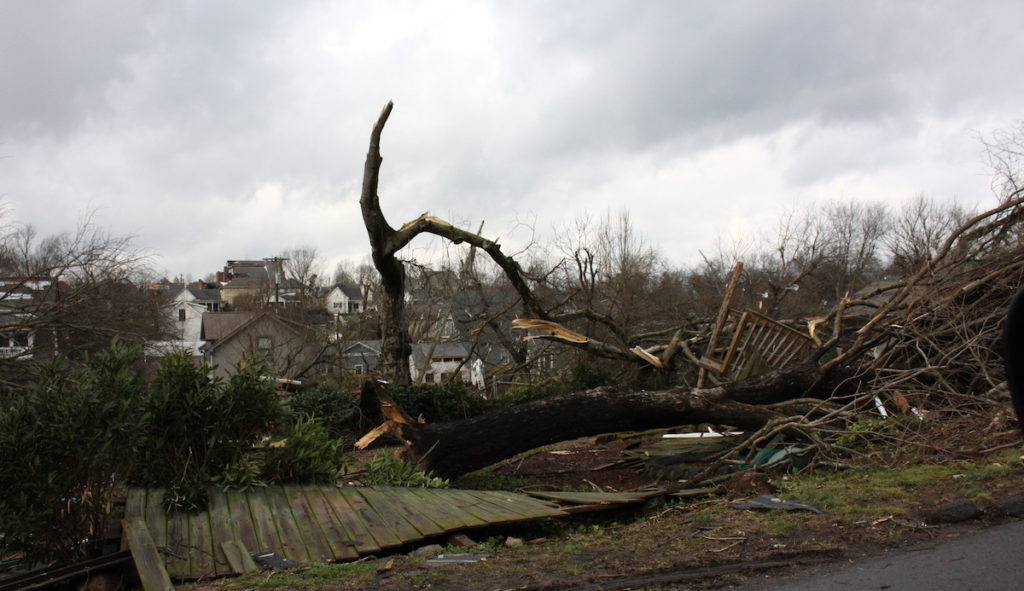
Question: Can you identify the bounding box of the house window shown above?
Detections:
[353,364,364,374]
[178,309,186,322]
[257,337,272,352]
[205,302,221,312]
[424,373,435,383]
[348,302,360,313]
[333,301,344,309]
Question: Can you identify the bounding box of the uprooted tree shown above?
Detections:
[359,103,1024,478]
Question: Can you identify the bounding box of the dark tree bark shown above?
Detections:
[383,363,860,478]
[359,102,412,384]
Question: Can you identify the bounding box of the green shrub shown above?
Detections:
[386,382,489,422]
[362,453,449,488]
[132,353,282,498]
[569,362,614,390]
[0,340,147,562]
[260,417,349,483]
[286,383,361,439]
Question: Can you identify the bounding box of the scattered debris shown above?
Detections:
[504,537,524,548]
[252,551,299,572]
[409,545,444,560]
[731,495,823,514]
[446,534,477,548]
[424,554,489,565]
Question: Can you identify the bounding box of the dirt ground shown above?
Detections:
[185,422,1024,591]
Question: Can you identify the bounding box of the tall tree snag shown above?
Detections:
[358,102,678,382]
[360,101,411,384]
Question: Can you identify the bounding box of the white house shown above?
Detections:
[409,341,474,385]
[324,284,365,318]
[166,281,223,344]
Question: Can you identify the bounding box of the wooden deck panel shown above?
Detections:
[289,487,360,561]
[335,486,405,549]
[125,485,576,580]
[264,486,311,564]
[313,486,379,554]
[206,490,234,575]
[224,491,260,562]
[405,487,487,529]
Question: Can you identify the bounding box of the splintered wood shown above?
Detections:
[511,318,589,343]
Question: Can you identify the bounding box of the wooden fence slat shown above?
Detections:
[445,490,523,524]
[162,506,190,578]
[139,491,168,557]
[222,491,259,564]
[220,540,258,574]
[186,507,215,577]
[468,490,562,520]
[123,518,175,591]
[205,489,233,575]
[406,488,485,529]
[245,490,282,555]
[353,487,422,541]
[367,487,446,537]
[297,487,361,560]
[264,485,311,564]
[336,487,405,549]
[283,486,337,563]
[315,486,380,554]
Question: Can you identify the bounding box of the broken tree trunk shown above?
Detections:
[378,363,861,479]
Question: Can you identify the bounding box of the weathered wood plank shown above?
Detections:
[205,489,234,575]
[223,490,260,562]
[315,486,381,554]
[524,490,657,505]
[220,540,258,574]
[245,490,282,555]
[444,490,520,523]
[473,490,566,519]
[375,486,448,536]
[335,487,405,549]
[298,487,361,560]
[349,487,420,542]
[122,518,175,591]
[162,507,190,578]
[142,490,169,555]
[460,490,549,521]
[186,507,215,577]
[358,485,442,536]
[283,485,337,563]
[264,485,311,563]
[405,488,487,529]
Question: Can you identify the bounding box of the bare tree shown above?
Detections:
[885,195,972,276]
[0,214,161,390]
[279,245,325,303]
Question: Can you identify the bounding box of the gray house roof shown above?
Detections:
[200,312,254,342]
[410,341,472,365]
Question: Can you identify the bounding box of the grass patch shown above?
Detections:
[777,463,958,519]
[221,561,379,591]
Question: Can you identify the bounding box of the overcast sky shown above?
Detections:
[1,1,1022,280]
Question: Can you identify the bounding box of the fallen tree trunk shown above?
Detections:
[381,363,862,479]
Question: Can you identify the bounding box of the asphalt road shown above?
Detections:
[731,519,1024,591]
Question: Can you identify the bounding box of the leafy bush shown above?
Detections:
[286,383,361,439]
[362,452,449,488]
[131,352,282,508]
[386,382,490,422]
[260,417,349,483]
[0,340,147,562]
[569,362,614,390]
[0,341,366,562]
